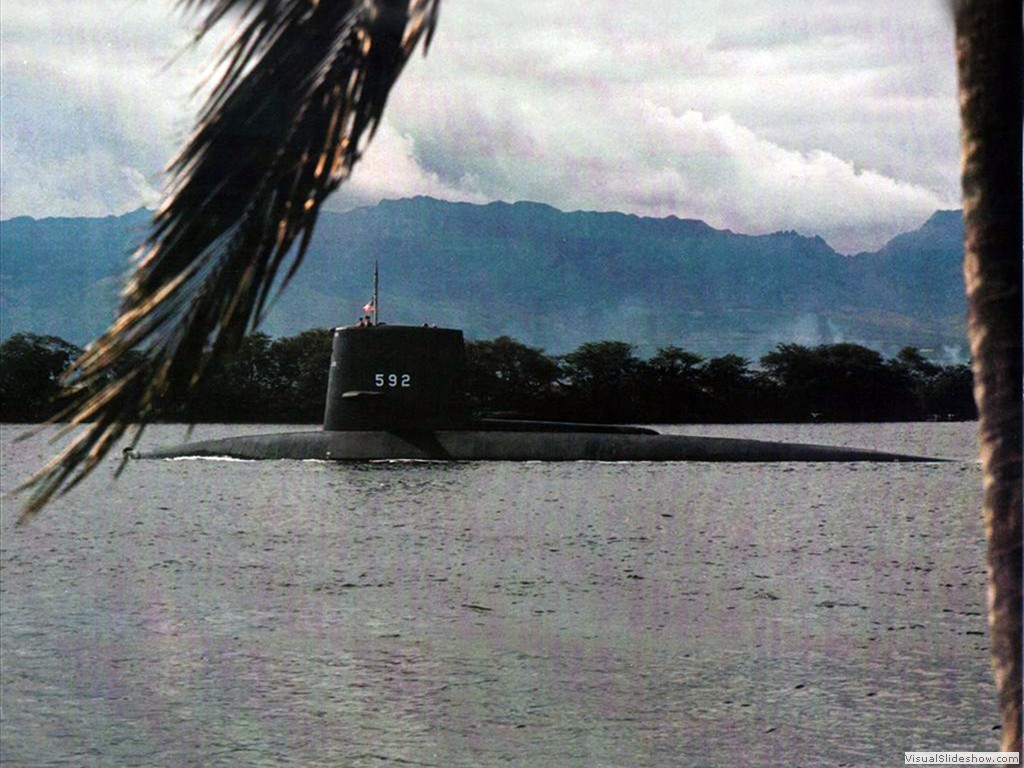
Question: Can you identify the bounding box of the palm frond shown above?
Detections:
[17,0,441,520]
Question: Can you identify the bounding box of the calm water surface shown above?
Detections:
[0,422,996,766]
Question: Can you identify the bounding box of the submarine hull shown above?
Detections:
[139,324,942,463]
[138,428,938,463]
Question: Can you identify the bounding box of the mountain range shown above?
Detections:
[0,197,966,361]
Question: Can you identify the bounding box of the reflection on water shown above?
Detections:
[0,423,997,767]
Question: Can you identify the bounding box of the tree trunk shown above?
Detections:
[953,0,1022,753]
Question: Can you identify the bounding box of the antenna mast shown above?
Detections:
[373,260,379,326]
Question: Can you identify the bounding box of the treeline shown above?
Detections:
[1,330,976,424]
[466,336,975,423]
[0,330,333,424]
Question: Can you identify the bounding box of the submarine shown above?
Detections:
[139,322,939,463]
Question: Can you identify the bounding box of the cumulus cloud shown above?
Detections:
[382,0,959,251]
[382,88,951,251]
[332,122,489,210]
[1,145,159,218]
[1,1,203,217]
[622,105,949,251]
[2,0,961,252]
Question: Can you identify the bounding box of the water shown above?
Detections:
[0,422,998,766]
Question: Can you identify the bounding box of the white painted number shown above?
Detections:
[374,373,412,388]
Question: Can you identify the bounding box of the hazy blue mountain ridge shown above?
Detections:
[0,198,966,360]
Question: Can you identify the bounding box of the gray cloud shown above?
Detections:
[1,1,202,216]
[2,0,960,252]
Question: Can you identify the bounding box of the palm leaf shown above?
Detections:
[17,0,441,520]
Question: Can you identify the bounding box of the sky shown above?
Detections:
[1,1,962,253]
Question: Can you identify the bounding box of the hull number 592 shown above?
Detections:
[374,373,412,388]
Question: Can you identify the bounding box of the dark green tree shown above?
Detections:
[561,341,643,422]
[700,354,756,422]
[920,364,976,421]
[465,336,561,418]
[267,329,335,422]
[890,347,976,420]
[646,346,705,422]
[893,346,942,379]
[760,343,911,421]
[0,333,81,422]
[184,332,277,422]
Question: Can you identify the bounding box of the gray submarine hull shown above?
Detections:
[139,324,941,463]
[139,424,937,463]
